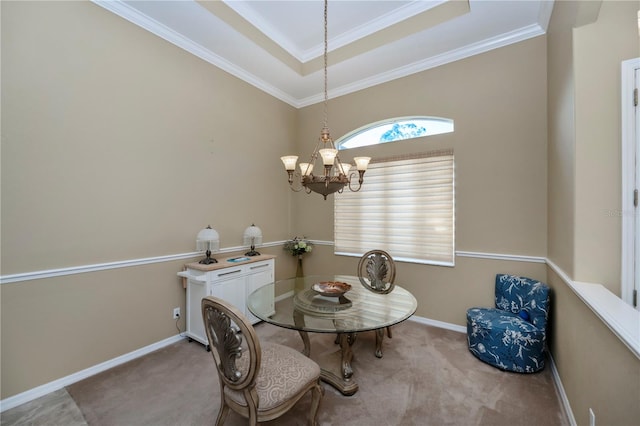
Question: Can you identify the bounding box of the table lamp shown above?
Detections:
[197,225,220,264]
[243,224,262,257]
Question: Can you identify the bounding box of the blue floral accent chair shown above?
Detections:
[466,274,550,373]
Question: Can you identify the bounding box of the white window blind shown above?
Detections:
[334,150,454,266]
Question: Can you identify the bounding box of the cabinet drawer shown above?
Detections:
[208,266,245,280]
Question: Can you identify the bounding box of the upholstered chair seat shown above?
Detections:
[466,274,550,373]
[202,296,324,425]
[225,342,321,411]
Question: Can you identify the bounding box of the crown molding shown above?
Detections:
[297,23,547,107]
[92,0,547,109]
[223,0,449,63]
[91,0,299,106]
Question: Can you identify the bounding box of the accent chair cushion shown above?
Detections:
[466,274,550,373]
[467,307,546,373]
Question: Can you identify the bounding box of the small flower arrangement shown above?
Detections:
[284,236,313,257]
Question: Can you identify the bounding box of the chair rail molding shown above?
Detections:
[0,242,284,284]
[1,245,546,285]
[456,250,546,263]
[3,242,635,360]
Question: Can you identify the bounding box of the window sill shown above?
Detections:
[568,280,640,359]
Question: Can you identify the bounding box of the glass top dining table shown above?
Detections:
[247,274,418,395]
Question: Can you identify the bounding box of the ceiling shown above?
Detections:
[92,0,554,108]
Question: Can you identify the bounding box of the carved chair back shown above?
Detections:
[202,297,260,393]
[357,249,396,294]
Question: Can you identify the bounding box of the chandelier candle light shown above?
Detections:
[281,0,370,200]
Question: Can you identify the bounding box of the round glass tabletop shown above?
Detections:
[247,274,417,334]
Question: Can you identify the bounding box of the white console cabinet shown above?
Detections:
[178,255,275,349]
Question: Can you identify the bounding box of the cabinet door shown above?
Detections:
[246,260,275,323]
[210,274,246,317]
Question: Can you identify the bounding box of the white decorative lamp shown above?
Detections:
[243,224,263,257]
[197,225,220,264]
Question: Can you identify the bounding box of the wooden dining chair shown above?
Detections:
[357,249,397,358]
[202,296,324,426]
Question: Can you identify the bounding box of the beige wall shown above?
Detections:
[547,268,640,426]
[1,1,296,397]
[546,1,640,425]
[574,0,639,289]
[3,2,640,425]
[547,0,579,277]
[1,1,297,275]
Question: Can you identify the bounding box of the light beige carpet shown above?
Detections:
[2,321,569,426]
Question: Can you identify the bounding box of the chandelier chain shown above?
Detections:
[323,0,328,129]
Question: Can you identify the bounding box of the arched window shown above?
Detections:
[334,116,455,265]
[336,116,454,150]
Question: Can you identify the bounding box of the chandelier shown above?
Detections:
[281,0,370,200]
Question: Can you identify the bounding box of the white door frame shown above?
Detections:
[621,57,640,310]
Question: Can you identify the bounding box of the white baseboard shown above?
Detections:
[409,314,467,333]
[548,353,577,426]
[0,334,185,412]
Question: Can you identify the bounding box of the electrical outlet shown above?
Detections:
[173,307,180,319]
[589,408,595,426]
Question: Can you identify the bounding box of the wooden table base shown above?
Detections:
[298,330,359,396]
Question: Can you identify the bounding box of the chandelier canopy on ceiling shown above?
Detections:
[281,0,370,200]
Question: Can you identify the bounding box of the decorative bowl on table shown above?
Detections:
[312,281,351,297]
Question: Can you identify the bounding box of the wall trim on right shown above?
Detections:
[621,57,640,308]
[547,259,640,360]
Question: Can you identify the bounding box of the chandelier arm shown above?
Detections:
[333,154,347,176]
[347,172,365,192]
[288,171,304,192]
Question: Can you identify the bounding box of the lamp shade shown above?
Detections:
[196,226,220,252]
[336,162,351,176]
[299,162,314,176]
[243,224,263,246]
[281,156,298,171]
[319,148,338,166]
[354,156,371,171]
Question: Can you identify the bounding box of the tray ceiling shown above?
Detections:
[92,0,554,107]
